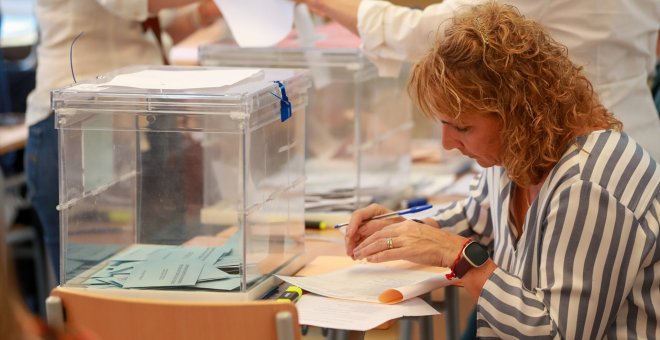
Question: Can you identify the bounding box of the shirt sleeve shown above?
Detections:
[476,180,657,339]
[432,169,494,245]
[96,0,150,22]
[356,0,479,77]
[356,0,554,77]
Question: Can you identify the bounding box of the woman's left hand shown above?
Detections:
[351,219,467,268]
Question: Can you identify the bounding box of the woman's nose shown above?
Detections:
[441,124,460,150]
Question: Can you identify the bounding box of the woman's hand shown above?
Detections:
[352,219,467,268]
[345,204,403,258]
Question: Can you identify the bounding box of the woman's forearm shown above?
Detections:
[302,0,361,35]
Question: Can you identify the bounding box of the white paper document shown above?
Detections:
[278,264,454,304]
[213,0,295,47]
[73,69,262,90]
[296,294,439,331]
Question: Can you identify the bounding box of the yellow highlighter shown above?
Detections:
[305,220,330,230]
[276,285,303,303]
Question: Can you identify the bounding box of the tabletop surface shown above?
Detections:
[0,122,28,155]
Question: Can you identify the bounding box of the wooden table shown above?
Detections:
[0,123,28,155]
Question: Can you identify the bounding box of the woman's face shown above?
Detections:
[438,112,503,167]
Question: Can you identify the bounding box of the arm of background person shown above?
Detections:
[148,0,205,13]
[163,1,221,44]
[358,0,481,76]
[96,0,206,21]
[297,0,361,34]
[298,0,478,76]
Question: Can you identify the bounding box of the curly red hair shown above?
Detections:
[409,1,621,186]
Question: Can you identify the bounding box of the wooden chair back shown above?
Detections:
[47,287,301,340]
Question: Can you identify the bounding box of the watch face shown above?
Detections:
[464,242,489,267]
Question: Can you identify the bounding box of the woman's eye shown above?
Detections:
[455,126,469,132]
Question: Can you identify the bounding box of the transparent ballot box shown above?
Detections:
[199,23,412,212]
[53,65,309,300]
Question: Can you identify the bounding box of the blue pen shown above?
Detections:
[401,197,429,209]
[334,204,433,229]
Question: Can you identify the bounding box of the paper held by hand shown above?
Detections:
[278,263,455,304]
[378,274,455,303]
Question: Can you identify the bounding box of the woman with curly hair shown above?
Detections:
[345,2,659,338]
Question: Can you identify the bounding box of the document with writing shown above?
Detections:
[277,264,454,304]
[122,260,204,288]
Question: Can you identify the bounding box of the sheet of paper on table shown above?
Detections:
[295,294,439,332]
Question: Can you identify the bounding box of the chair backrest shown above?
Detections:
[47,287,301,340]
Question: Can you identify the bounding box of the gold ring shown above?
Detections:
[386,238,393,250]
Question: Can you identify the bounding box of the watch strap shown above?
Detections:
[453,253,474,278]
[453,241,488,278]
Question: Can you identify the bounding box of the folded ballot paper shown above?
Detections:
[277,262,456,304]
[77,235,259,291]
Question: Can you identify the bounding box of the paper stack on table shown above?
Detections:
[277,260,456,331]
[278,264,454,304]
[82,243,244,290]
[295,294,439,332]
[73,232,262,292]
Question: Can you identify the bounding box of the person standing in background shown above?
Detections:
[25,0,221,282]
[297,0,660,160]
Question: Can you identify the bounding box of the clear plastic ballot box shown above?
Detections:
[52,65,309,300]
[199,23,413,212]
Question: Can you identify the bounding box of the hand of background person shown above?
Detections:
[292,0,325,15]
[292,0,360,34]
[197,0,221,27]
[351,219,467,268]
[345,203,404,258]
[164,0,222,44]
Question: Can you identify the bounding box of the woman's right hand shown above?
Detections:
[345,203,404,258]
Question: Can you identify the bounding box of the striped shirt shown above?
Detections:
[433,130,659,339]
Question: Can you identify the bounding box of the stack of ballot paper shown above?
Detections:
[76,240,259,291]
[277,259,456,331]
[65,243,124,279]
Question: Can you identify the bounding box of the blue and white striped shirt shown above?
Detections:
[434,130,659,339]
